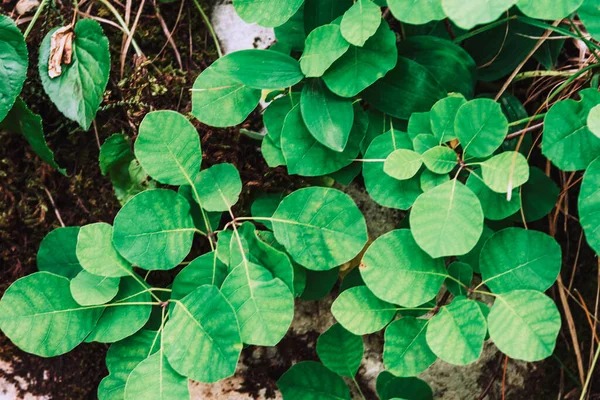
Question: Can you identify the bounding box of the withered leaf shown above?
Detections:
[48,24,74,79]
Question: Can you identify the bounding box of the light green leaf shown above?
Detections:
[410,180,484,258]
[124,352,189,400]
[340,0,382,47]
[37,226,82,279]
[488,290,561,361]
[300,24,350,77]
[172,252,228,301]
[426,297,486,365]
[442,0,517,30]
[466,174,520,221]
[277,361,351,400]
[384,317,436,377]
[135,111,201,186]
[188,163,242,212]
[331,286,396,335]
[0,15,27,123]
[422,146,457,174]
[579,0,600,41]
[0,272,103,357]
[264,93,300,146]
[317,323,364,377]
[446,262,472,296]
[362,229,445,307]
[376,371,433,400]
[272,187,368,271]
[420,170,449,192]
[77,222,133,278]
[113,189,195,271]
[481,151,530,193]
[517,0,583,19]
[579,157,600,254]
[480,228,562,293]
[430,94,467,143]
[163,285,242,383]
[233,0,304,27]
[407,112,433,141]
[70,270,119,306]
[384,149,423,180]
[38,20,110,130]
[262,135,287,167]
[589,104,600,139]
[455,99,509,158]
[388,0,445,24]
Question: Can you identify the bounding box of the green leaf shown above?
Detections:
[70,271,119,306]
[588,104,600,138]
[466,174,520,221]
[340,0,382,46]
[480,228,562,293]
[331,286,396,335]
[0,272,103,357]
[274,5,306,51]
[77,222,133,278]
[99,134,132,175]
[86,276,152,343]
[188,163,242,212]
[135,110,201,186]
[233,0,304,27]
[221,262,294,346]
[420,169,449,192]
[542,88,600,171]
[364,130,423,209]
[455,99,509,158]
[300,25,350,77]
[488,290,561,361]
[430,94,467,143]
[304,0,353,33]
[0,15,27,123]
[172,252,228,301]
[458,225,494,273]
[579,157,600,254]
[323,20,397,97]
[384,317,436,377]
[442,0,517,30]
[480,151,530,193]
[277,361,351,400]
[164,285,242,383]
[376,371,434,400]
[264,93,300,146]
[426,297,486,365]
[446,262,473,296]
[124,352,189,400]
[0,98,66,174]
[301,80,354,151]
[513,167,559,222]
[412,133,438,154]
[262,135,287,167]
[317,323,364,377]
[579,0,600,41]
[109,159,156,206]
[272,187,368,271]
[301,267,340,300]
[422,146,457,174]
[384,149,423,180]
[387,0,445,24]
[37,226,82,279]
[407,112,433,141]
[38,20,110,130]
[362,229,445,307]
[113,189,195,271]
[410,180,484,258]
[251,193,285,230]
[177,187,222,233]
[516,0,583,19]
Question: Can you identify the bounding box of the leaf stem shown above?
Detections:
[192,0,223,58]
[580,341,600,399]
[96,0,143,57]
[23,0,49,39]
[351,376,366,400]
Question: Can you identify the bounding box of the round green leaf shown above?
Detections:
[481,151,530,193]
[113,189,195,271]
[513,167,559,222]
[300,80,354,152]
[579,0,600,41]
[442,0,517,30]
[277,361,351,400]
[579,157,600,254]
[387,0,445,24]
[70,270,119,306]
[430,94,467,143]
[124,352,189,400]
[172,252,227,301]
[331,286,397,335]
[38,20,110,130]
[446,262,473,296]
[340,0,382,47]
[420,170,449,192]
[233,0,304,27]
[0,272,103,357]
[0,15,28,123]
[377,371,434,400]
[164,285,242,383]
[422,146,457,174]
[466,174,521,221]
[384,149,423,180]
[189,163,242,212]
[410,180,484,258]
[426,297,487,365]
[413,133,438,154]
[37,226,82,279]
[77,222,132,278]
[384,317,436,377]
[455,99,509,158]
[300,24,350,77]
[480,228,562,294]
[488,290,561,361]
[516,0,583,19]
[361,230,446,307]
[408,112,433,141]
[135,110,201,186]
[317,323,364,377]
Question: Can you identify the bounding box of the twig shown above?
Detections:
[120,0,145,77]
[153,0,183,69]
[42,187,65,227]
[95,0,144,57]
[505,122,544,140]
[192,0,223,57]
[23,0,49,39]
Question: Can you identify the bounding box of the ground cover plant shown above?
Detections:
[2,0,600,399]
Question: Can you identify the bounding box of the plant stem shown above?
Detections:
[96,0,143,57]
[513,70,582,82]
[453,15,517,43]
[352,376,366,400]
[23,0,49,39]
[192,0,223,58]
[579,343,600,400]
[508,113,546,127]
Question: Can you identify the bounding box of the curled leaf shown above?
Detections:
[48,24,73,79]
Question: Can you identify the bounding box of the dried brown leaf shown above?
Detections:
[48,25,74,79]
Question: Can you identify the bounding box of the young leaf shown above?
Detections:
[77,222,133,278]
[466,174,521,221]
[376,371,434,400]
[384,317,437,377]
[171,252,228,301]
[340,0,382,47]
[588,104,600,138]
[410,180,484,258]
[316,323,364,377]
[37,226,82,279]
[430,94,467,143]
[488,290,561,361]
[135,111,201,186]
[455,99,509,158]
[0,272,103,357]
[446,262,473,296]
[70,270,119,306]
[38,20,110,130]
[384,149,423,180]
[426,297,487,365]
[277,361,351,400]
[163,285,242,383]
[233,0,304,27]
[0,15,28,123]
[300,24,350,77]
[331,286,396,335]
[579,157,600,254]
[124,352,189,400]
[361,229,446,307]
[442,0,517,30]
[516,0,583,19]
[272,187,368,271]
[387,0,446,24]
[112,189,195,271]
[188,163,242,212]
[264,93,300,146]
[422,146,457,174]
[480,151,530,193]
